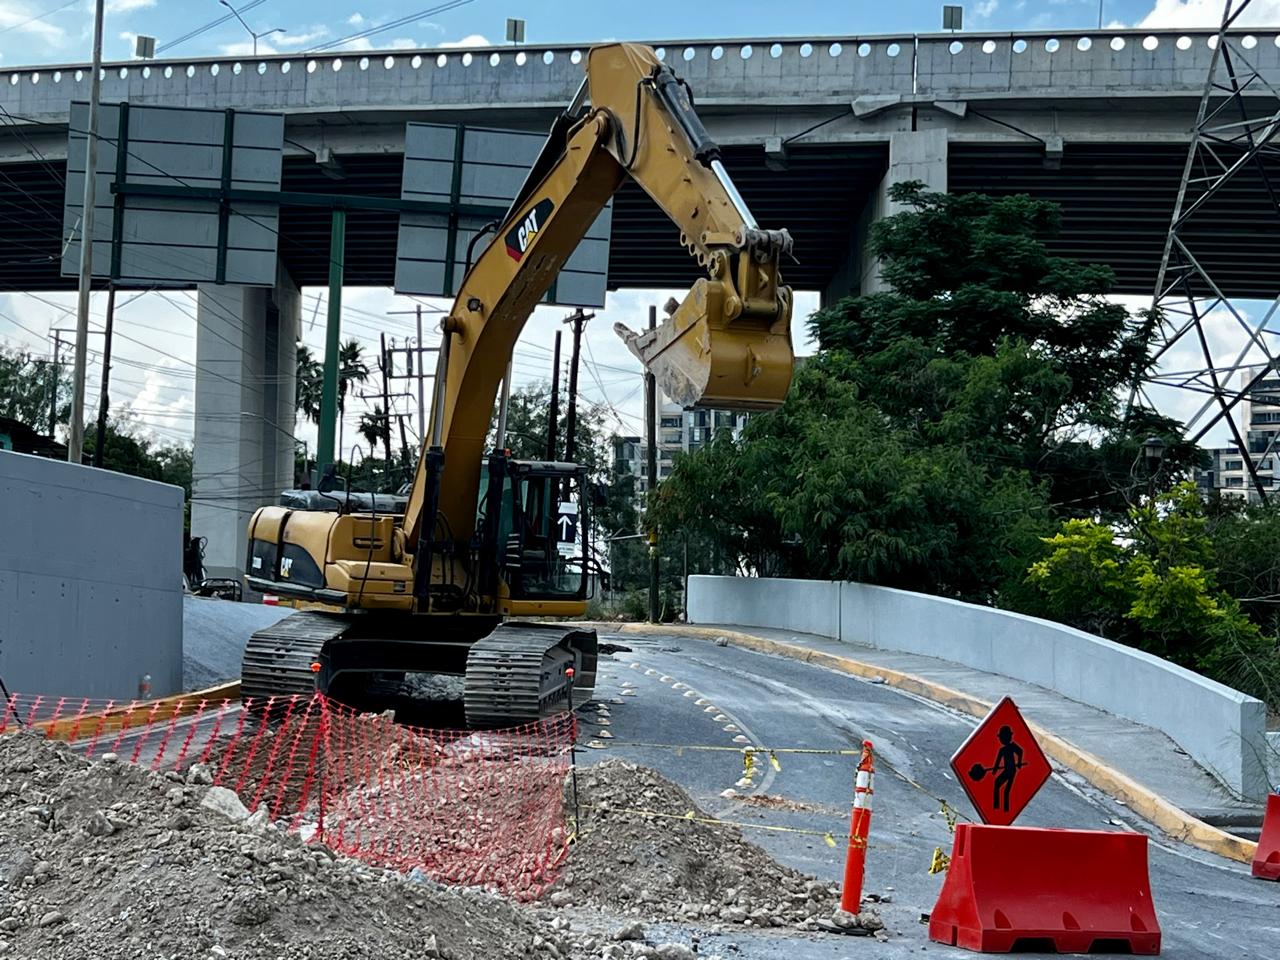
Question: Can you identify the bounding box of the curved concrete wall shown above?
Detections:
[688,575,1269,802]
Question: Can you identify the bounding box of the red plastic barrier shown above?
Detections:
[929,824,1161,955]
[1253,794,1280,881]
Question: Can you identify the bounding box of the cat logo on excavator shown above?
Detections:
[505,198,554,262]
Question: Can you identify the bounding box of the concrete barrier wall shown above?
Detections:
[0,452,184,700]
[688,574,1270,802]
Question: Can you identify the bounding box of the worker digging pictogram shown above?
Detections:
[949,697,1051,827]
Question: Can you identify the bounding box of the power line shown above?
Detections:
[303,1,474,52]
[155,0,267,54]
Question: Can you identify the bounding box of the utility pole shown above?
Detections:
[646,305,659,624]
[68,0,106,465]
[415,306,426,438]
[547,330,562,461]
[92,285,116,468]
[562,309,594,465]
[48,330,63,436]
[315,209,346,485]
[377,333,393,465]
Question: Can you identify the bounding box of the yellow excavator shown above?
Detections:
[240,43,794,726]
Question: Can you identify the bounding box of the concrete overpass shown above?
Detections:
[2,27,1277,575]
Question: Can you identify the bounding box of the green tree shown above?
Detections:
[1022,484,1280,707]
[0,346,69,432]
[652,182,1199,603]
[1208,499,1280,638]
[295,340,370,425]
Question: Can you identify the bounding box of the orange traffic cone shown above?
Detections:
[841,739,874,914]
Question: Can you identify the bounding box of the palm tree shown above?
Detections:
[358,404,389,456]
[295,340,371,425]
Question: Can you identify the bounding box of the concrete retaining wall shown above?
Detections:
[688,575,1270,802]
[0,451,184,700]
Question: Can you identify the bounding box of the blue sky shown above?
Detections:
[0,0,1275,456]
[0,1,1269,67]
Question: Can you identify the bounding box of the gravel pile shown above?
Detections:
[547,760,885,939]
[0,731,587,960]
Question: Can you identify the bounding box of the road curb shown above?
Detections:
[602,621,1259,865]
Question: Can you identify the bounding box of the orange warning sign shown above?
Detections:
[950,696,1051,827]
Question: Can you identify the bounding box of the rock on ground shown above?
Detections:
[546,759,870,934]
[0,732,595,959]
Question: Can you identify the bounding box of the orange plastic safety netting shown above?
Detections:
[0,691,576,899]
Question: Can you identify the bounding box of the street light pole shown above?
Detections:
[219,1,285,55]
[68,0,105,464]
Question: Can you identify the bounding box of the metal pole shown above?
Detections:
[496,360,513,449]
[646,305,659,623]
[92,285,116,468]
[563,310,592,464]
[415,304,426,442]
[378,332,393,468]
[547,330,562,461]
[315,208,346,482]
[48,331,62,436]
[430,322,452,448]
[68,0,106,464]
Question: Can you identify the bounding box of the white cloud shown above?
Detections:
[346,13,364,26]
[1138,0,1280,27]
[974,0,999,18]
[0,1,66,45]
[218,39,277,57]
[105,0,156,12]
[440,33,490,48]
[275,28,330,49]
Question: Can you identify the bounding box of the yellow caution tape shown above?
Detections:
[929,847,951,874]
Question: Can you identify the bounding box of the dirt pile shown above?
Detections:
[548,760,884,937]
[0,731,586,960]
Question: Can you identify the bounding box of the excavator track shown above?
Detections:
[464,624,597,727]
[241,610,349,707]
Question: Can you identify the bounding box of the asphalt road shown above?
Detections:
[581,630,1280,960]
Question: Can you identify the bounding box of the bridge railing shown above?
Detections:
[0,30,1271,123]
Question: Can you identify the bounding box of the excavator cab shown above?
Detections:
[480,453,591,603]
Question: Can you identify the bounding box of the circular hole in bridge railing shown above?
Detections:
[306,59,317,73]
[1013,38,1028,53]
[462,52,473,66]
[384,56,395,69]
[800,42,813,57]
[1077,37,1091,51]
[571,49,582,64]
[232,62,243,75]
[7,75,16,86]
[142,66,151,79]
[162,65,172,78]
[711,45,724,60]
[1044,38,1060,53]
[1208,35,1219,49]
[1143,35,1159,51]
[770,42,783,58]
[516,51,527,65]
[53,70,62,82]
[210,63,220,76]
[184,65,194,78]
[544,49,555,64]
[683,46,696,61]
[118,66,128,79]
[1243,34,1258,49]
[434,54,445,68]
[258,62,268,75]
[332,58,343,71]
[489,52,500,66]
[1176,35,1191,50]
[740,44,753,59]
[829,42,842,57]
[1113,36,1127,51]
[982,39,997,54]
[359,57,369,71]
[280,61,291,74]
[886,42,901,57]
[30,72,39,84]
[949,40,963,54]
[858,42,872,57]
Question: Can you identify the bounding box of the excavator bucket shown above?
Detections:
[615,278,794,410]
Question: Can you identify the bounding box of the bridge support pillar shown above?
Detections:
[190,263,301,582]
[822,129,948,305]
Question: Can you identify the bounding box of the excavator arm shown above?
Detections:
[404,42,794,550]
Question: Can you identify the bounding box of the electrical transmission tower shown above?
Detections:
[1144,0,1280,503]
